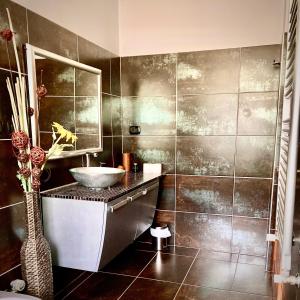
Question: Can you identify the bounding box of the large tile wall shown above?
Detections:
[121,44,281,257]
[0,0,121,288]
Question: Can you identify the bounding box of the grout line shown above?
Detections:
[172,248,201,300]
[138,276,181,285]
[0,201,23,211]
[54,271,88,297]
[117,252,158,299]
[0,264,21,278]
[62,273,94,300]
[135,248,196,258]
[98,270,136,278]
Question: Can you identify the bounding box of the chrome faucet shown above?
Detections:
[85,152,92,167]
[84,152,98,167]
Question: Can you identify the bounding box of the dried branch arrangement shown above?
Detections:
[4,8,77,192]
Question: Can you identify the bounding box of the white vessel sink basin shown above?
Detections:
[69,167,125,188]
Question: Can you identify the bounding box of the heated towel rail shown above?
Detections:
[269,0,300,285]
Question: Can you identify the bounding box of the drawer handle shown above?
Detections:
[110,198,130,213]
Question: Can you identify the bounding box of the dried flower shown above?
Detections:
[28,107,34,116]
[36,84,47,99]
[32,167,42,179]
[30,147,46,166]
[12,131,29,150]
[32,178,41,191]
[0,28,13,41]
[17,152,30,163]
[18,167,31,178]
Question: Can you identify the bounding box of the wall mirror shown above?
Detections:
[26,43,102,159]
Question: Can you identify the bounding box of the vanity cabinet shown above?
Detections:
[41,179,159,272]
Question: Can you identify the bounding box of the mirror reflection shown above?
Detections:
[26,44,102,157]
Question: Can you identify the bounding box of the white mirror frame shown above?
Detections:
[26,43,103,159]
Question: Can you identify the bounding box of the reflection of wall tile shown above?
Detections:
[234,178,272,218]
[102,95,122,136]
[157,175,175,211]
[78,37,112,94]
[0,69,14,138]
[176,136,235,176]
[113,136,123,167]
[0,141,23,208]
[102,94,112,136]
[0,0,28,72]
[75,69,98,97]
[176,212,232,251]
[111,56,121,96]
[154,210,175,244]
[240,45,281,92]
[177,49,240,94]
[28,10,78,60]
[39,97,75,132]
[112,96,122,136]
[238,92,278,135]
[76,134,100,150]
[122,96,176,136]
[123,136,175,173]
[0,204,25,274]
[177,94,238,136]
[176,176,233,214]
[232,217,268,256]
[235,136,275,177]
[36,59,74,96]
[121,54,176,96]
[75,97,99,134]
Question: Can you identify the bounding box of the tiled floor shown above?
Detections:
[53,242,276,300]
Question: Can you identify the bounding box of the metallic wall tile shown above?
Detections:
[122,96,176,136]
[240,45,281,92]
[234,178,272,218]
[232,216,268,256]
[235,136,275,177]
[78,37,114,94]
[0,0,28,72]
[75,133,99,151]
[177,94,238,135]
[0,141,23,208]
[177,49,240,94]
[176,175,233,214]
[28,10,78,61]
[123,136,175,173]
[0,69,14,138]
[176,136,235,176]
[0,204,25,274]
[175,212,232,251]
[238,92,278,135]
[121,54,176,96]
[111,56,121,96]
[157,175,176,211]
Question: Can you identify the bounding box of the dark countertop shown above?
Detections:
[41,172,161,203]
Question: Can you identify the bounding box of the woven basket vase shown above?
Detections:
[21,191,53,300]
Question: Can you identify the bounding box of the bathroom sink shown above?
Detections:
[69,167,125,188]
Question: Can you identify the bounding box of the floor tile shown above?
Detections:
[184,258,236,290]
[140,253,194,283]
[238,255,266,266]
[64,272,134,300]
[120,278,180,300]
[175,285,273,300]
[101,247,156,276]
[134,242,198,257]
[197,250,238,263]
[231,264,273,296]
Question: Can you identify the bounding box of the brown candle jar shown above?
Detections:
[122,153,131,172]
